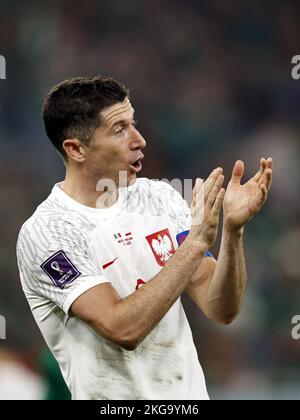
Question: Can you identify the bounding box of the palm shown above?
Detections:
[224,180,262,227]
[223,159,273,230]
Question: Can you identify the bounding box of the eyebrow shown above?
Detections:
[109,109,135,130]
[111,119,128,128]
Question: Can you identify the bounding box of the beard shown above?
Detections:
[87,159,134,191]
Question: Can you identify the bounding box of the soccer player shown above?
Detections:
[16,76,272,400]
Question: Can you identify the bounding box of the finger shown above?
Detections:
[259,168,272,191]
[251,184,268,214]
[192,178,204,219]
[204,168,223,201]
[257,157,273,185]
[257,183,268,205]
[192,178,203,206]
[264,158,273,190]
[211,188,225,218]
[230,160,244,185]
[192,178,199,200]
[206,174,224,210]
[266,157,273,169]
[192,179,205,225]
[265,158,273,179]
[253,158,266,182]
[266,168,272,190]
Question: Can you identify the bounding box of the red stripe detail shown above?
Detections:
[125,232,132,236]
[102,257,118,270]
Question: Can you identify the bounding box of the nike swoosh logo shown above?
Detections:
[102,257,118,270]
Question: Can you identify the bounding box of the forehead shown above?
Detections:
[101,98,134,127]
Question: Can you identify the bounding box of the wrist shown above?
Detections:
[223,221,244,238]
[183,231,208,256]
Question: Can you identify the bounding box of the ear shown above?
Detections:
[63,139,86,163]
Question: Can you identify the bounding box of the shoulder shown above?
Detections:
[17,200,93,259]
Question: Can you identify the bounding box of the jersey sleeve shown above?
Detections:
[160,181,213,257]
[16,216,109,315]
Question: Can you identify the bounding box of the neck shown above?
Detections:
[62,166,119,209]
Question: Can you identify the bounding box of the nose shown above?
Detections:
[130,127,147,150]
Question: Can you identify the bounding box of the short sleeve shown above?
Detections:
[16,217,109,314]
[159,181,213,258]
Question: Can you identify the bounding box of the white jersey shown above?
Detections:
[16,178,210,400]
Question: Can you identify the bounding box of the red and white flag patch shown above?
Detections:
[114,231,133,246]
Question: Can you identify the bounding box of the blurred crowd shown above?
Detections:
[0,0,300,399]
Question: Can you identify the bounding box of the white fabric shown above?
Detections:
[17,178,209,400]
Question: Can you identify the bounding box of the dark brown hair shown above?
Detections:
[43,76,129,160]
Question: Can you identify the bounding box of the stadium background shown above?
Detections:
[0,0,300,400]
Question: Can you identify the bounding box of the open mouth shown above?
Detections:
[130,159,143,173]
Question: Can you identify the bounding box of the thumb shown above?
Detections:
[230,160,244,185]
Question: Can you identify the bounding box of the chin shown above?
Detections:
[117,169,137,189]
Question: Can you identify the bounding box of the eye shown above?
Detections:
[116,127,126,136]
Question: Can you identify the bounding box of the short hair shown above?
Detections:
[43,76,129,160]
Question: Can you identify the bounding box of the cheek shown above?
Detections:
[88,144,112,162]
[88,141,128,169]
[110,144,128,163]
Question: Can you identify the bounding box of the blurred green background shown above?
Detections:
[0,0,300,400]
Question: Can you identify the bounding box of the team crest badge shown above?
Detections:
[146,228,175,266]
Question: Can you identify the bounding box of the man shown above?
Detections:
[16,76,272,400]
